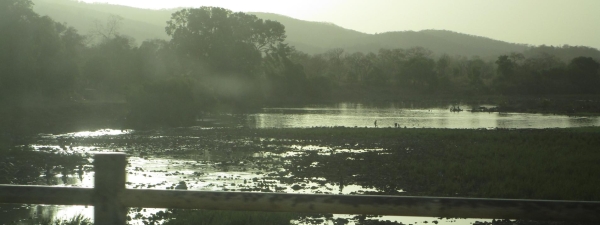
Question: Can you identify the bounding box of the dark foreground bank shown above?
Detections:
[2,127,599,224]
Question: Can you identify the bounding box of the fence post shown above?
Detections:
[94,153,127,225]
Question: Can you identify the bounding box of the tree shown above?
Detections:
[402,53,437,91]
[377,49,406,86]
[263,43,310,103]
[405,47,433,59]
[495,55,516,78]
[1,0,89,140]
[465,58,490,93]
[0,0,35,21]
[82,35,139,98]
[0,0,82,101]
[165,7,286,76]
[91,14,124,42]
[137,39,183,81]
[322,48,347,84]
[568,57,600,93]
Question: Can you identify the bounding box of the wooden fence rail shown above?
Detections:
[1,153,599,224]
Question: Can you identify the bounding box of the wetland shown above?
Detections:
[3,124,600,224]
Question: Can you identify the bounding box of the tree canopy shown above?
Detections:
[165,7,286,76]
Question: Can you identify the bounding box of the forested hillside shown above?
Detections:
[32,0,171,43]
[33,0,533,57]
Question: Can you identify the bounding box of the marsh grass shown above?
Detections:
[0,147,88,185]
[218,127,600,200]
[41,126,600,200]
[52,214,92,225]
[80,126,600,200]
[16,127,600,224]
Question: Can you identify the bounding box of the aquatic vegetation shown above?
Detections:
[0,146,89,185]
[18,214,91,225]
[251,127,600,200]
[13,126,600,225]
[32,126,600,200]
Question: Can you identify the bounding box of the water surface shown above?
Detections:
[247,103,600,129]
[7,103,599,224]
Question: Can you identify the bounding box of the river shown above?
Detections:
[246,103,600,129]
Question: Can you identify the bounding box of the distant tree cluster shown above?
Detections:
[1,1,599,131]
[494,53,600,95]
[287,47,600,100]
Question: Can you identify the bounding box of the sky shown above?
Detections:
[79,0,600,49]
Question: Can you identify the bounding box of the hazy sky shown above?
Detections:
[79,0,600,49]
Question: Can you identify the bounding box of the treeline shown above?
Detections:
[1,0,600,132]
[291,47,600,100]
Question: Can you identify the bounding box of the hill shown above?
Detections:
[32,0,172,43]
[32,0,534,57]
[249,12,370,54]
[250,13,529,56]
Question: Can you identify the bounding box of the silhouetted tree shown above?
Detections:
[377,49,406,87]
[137,39,183,81]
[90,14,124,42]
[263,43,311,103]
[496,55,516,78]
[82,35,139,99]
[0,0,87,139]
[165,7,285,77]
[466,58,489,94]
[568,57,600,94]
[402,54,437,91]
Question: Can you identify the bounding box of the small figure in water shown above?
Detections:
[374,120,378,128]
[394,123,398,128]
[77,165,84,181]
[175,181,188,190]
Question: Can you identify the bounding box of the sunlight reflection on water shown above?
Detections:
[21,143,494,225]
[19,111,578,225]
[52,129,133,138]
[248,103,600,129]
